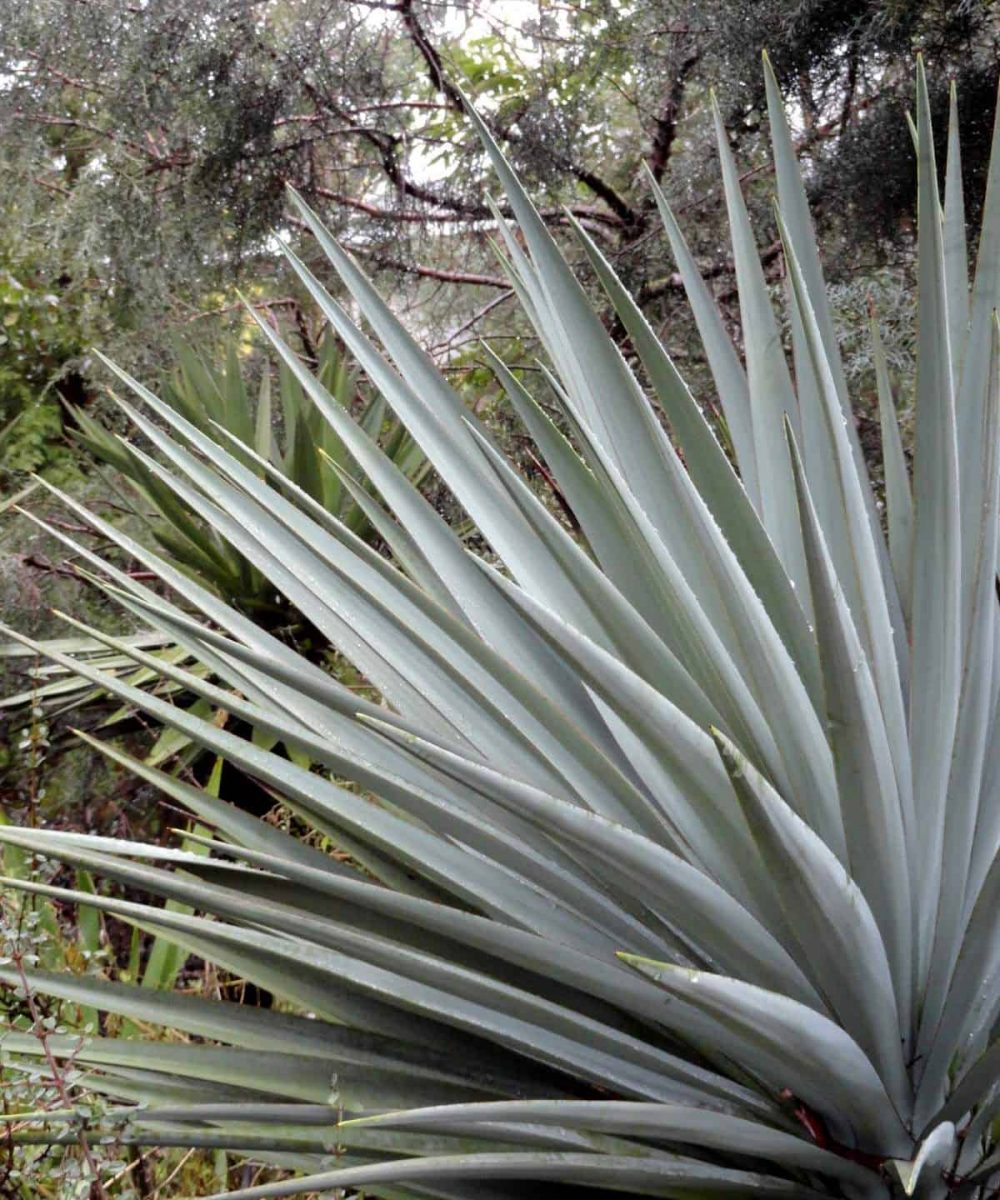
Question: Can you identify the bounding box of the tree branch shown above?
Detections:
[429,288,515,353]
[638,240,782,304]
[312,186,621,231]
[398,0,466,111]
[352,251,509,289]
[646,50,700,183]
[395,0,638,226]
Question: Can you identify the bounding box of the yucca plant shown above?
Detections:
[1,333,427,759]
[72,330,429,618]
[1,58,999,1200]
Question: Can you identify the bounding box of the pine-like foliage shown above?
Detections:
[1,60,999,1200]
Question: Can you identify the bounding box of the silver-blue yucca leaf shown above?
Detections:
[708,93,809,607]
[767,64,875,625]
[785,425,912,1034]
[777,209,912,870]
[464,407,837,842]
[919,316,1000,1074]
[362,719,820,1006]
[568,212,823,705]
[764,57,910,683]
[4,62,1000,1200]
[871,314,914,624]
[621,950,909,1156]
[650,178,758,503]
[97,399,666,839]
[342,1100,877,1188]
[783,274,913,861]
[956,84,1000,910]
[943,83,970,376]
[710,727,907,1112]
[909,58,963,992]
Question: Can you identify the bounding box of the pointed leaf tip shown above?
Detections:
[890,1122,956,1196]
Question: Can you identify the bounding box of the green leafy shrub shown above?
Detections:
[1,59,999,1200]
[0,401,71,477]
[0,253,90,481]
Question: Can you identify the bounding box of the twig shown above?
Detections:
[182,296,302,324]
[8,953,108,1198]
[347,247,509,289]
[429,289,515,353]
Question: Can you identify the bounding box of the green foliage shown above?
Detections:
[0,260,88,480]
[0,268,73,413]
[0,402,76,479]
[3,61,1000,1200]
[450,35,528,97]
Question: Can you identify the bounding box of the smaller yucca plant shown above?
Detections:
[71,331,429,618]
[1,333,427,748]
[0,57,999,1200]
